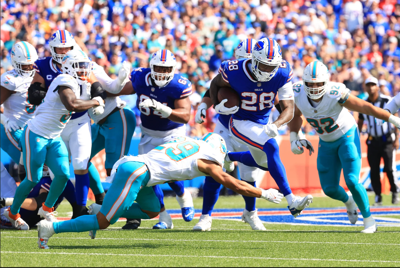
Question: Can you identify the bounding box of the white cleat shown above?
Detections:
[38,207,58,222]
[193,214,212,231]
[37,220,55,249]
[3,208,29,230]
[153,210,174,229]
[361,217,377,233]
[241,209,266,231]
[345,194,358,225]
[288,195,313,218]
[88,204,102,239]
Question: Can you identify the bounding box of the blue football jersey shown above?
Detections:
[33,56,86,119]
[220,58,293,124]
[130,68,192,131]
[33,57,62,90]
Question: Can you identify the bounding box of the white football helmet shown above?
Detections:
[235,38,256,59]
[49,30,76,64]
[150,49,176,87]
[251,38,282,82]
[61,50,92,85]
[11,41,38,78]
[303,60,330,100]
[202,133,228,166]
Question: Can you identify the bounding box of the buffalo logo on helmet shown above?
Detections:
[254,41,264,52]
[51,33,57,41]
[237,42,243,49]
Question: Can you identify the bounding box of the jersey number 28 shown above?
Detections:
[241,92,275,111]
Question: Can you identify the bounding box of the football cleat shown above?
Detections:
[361,217,377,234]
[288,195,313,218]
[181,207,195,222]
[38,204,58,222]
[373,195,383,206]
[153,211,174,229]
[193,214,212,231]
[88,203,101,239]
[37,220,55,249]
[241,209,266,231]
[0,197,5,208]
[345,194,358,225]
[3,208,29,230]
[122,219,141,230]
[176,192,194,222]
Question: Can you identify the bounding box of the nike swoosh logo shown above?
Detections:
[347,135,352,138]
[109,128,114,130]
[184,213,192,218]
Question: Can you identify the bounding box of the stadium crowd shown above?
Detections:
[1,0,400,137]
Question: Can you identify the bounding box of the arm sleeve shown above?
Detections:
[218,61,229,83]
[227,151,269,171]
[384,94,400,114]
[278,82,294,101]
[92,63,124,94]
[0,73,16,91]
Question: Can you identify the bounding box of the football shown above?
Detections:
[217,87,240,108]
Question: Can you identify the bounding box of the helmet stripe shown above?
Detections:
[21,41,31,60]
[268,38,273,59]
[161,49,166,62]
[60,30,66,44]
[246,39,251,54]
[202,133,213,142]
[312,61,318,79]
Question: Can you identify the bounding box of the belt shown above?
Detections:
[98,107,121,125]
[368,132,393,143]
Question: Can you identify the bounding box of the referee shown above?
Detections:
[358,76,399,205]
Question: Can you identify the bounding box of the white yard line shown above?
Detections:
[2,236,400,246]
[1,251,399,264]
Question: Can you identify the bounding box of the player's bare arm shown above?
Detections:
[169,97,191,123]
[273,99,295,128]
[30,71,46,87]
[209,73,231,106]
[197,159,263,198]
[59,86,101,112]
[287,104,304,133]
[342,94,393,122]
[0,86,13,105]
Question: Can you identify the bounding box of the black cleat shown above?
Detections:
[71,205,89,219]
[373,195,383,206]
[392,192,399,205]
[0,198,5,208]
[122,219,141,230]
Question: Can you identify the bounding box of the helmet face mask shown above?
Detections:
[150,49,176,88]
[303,61,330,100]
[11,41,38,78]
[61,50,92,84]
[49,30,76,64]
[251,38,282,82]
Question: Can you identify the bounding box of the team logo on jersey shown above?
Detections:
[237,42,243,49]
[254,41,264,52]
[36,138,40,142]
[46,75,53,80]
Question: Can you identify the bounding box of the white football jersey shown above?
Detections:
[1,70,35,128]
[294,81,356,142]
[110,137,225,187]
[88,62,126,123]
[28,74,80,139]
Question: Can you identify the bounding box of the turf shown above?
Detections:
[1,195,400,267]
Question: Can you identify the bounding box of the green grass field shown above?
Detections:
[1,194,400,267]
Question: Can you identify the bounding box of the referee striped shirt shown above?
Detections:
[359,94,394,137]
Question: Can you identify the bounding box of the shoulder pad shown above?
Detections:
[1,72,17,91]
[53,74,78,90]
[326,82,348,99]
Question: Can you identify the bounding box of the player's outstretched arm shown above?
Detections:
[384,94,400,114]
[106,81,136,97]
[195,89,213,124]
[198,159,283,203]
[343,94,400,127]
[59,86,103,112]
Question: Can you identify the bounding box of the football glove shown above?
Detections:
[261,189,283,204]
[214,99,239,115]
[195,102,208,124]
[264,124,279,138]
[139,98,172,118]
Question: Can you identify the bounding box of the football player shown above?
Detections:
[209,38,313,218]
[1,41,38,180]
[3,50,105,230]
[288,60,400,233]
[110,49,195,230]
[37,133,284,249]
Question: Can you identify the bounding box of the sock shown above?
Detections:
[228,152,268,171]
[88,162,104,195]
[44,176,69,209]
[168,181,185,196]
[10,178,36,215]
[285,193,295,206]
[263,139,292,196]
[202,176,222,216]
[153,185,165,209]
[75,173,90,206]
[95,192,106,205]
[53,214,99,234]
[347,184,371,218]
[121,203,151,220]
[62,180,77,205]
[242,181,256,212]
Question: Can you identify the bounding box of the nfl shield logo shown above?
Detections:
[257,83,261,87]
[151,88,155,92]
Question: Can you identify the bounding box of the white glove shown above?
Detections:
[92,97,105,115]
[261,189,284,204]
[290,132,314,156]
[215,99,239,115]
[195,102,208,124]
[264,124,279,138]
[0,114,20,132]
[389,115,400,129]
[140,98,172,118]
[118,61,131,84]
[224,153,235,172]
